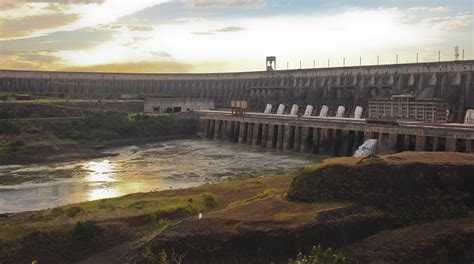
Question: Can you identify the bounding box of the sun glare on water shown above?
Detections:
[86,160,116,183]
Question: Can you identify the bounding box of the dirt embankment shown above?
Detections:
[287,152,474,223]
[120,152,474,263]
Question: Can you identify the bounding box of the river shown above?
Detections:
[0,139,324,214]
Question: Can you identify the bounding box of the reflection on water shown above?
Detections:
[0,139,324,213]
[89,188,119,200]
[86,160,116,183]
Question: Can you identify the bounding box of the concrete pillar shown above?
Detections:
[220,121,227,140]
[432,137,440,151]
[233,121,240,142]
[403,135,411,150]
[300,127,309,153]
[415,135,426,151]
[213,120,221,140]
[247,123,253,145]
[446,138,457,152]
[387,134,398,152]
[466,140,472,153]
[267,124,275,148]
[277,125,284,150]
[312,128,320,154]
[238,122,246,144]
[319,128,330,155]
[252,123,260,145]
[208,119,215,139]
[204,119,211,138]
[261,124,268,147]
[224,121,232,141]
[294,126,301,152]
[283,126,293,150]
[340,130,351,156]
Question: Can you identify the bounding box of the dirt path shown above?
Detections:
[77,242,132,264]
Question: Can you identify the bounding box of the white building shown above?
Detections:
[144,98,215,113]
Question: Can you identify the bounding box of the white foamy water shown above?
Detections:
[0,139,323,213]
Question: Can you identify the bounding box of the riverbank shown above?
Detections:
[0,152,472,263]
[0,111,198,166]
[0,135,196,166]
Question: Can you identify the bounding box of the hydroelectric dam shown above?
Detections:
[1,60,473,155]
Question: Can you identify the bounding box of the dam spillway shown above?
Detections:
[196,110,474,156]
[1,60,474,123]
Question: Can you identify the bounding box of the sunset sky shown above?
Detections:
[0,0,472,73]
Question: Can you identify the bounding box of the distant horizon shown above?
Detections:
[1,0,472,73]
[1,58,473,75]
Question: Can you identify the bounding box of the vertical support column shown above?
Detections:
[283,126,293,150]
[312,127,320,154]
[294,126,301,152]
[252,123,260,145]
[247,123,253,145]
[340,130,350,156]
[233,121,240,143]
[466,139,472,153]
[415,135,426,151]
[208,119,215,139]
[221,121,227,140]
[213,120,221,140]
[403,135,411,150]
[204,119,211,138]
[261,124,268,147]
[277,125,284,150]
[300,127,309,153]
[238,122,247,144]
[432,137,440,151]
[266,124,274,148]
[387,134,398,152]
[319,128,330,155]
[446,138,457,152]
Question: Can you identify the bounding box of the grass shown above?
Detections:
[0,192,212,242]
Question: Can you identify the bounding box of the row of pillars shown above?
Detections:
[199,119,473,155]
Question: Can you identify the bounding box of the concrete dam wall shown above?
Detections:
[1,60,473,122]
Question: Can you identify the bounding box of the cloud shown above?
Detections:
[0,27,117,51]
[181,0,265,9]
[406,6,450,12]
[192,26,246,35]
[0,50,64,71]
[0,13,80,39]
[61,61,193,73]
[420,12,472,30]
[214,26,245,32]
[151,51,173,57]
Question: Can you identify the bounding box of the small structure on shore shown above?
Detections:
[144,98,214,113]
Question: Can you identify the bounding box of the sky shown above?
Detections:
[0,0,472,73]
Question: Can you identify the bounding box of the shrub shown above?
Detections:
[66,206,83,217]
[288,245,345,264]
[203,194,216,209]
[72,220,103,241]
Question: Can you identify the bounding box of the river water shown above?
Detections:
[0,139,323,213]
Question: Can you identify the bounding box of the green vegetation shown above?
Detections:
[66,206,83,217]
[203,194,217,208]
[72,220,103,241]
[289,245,345,264]
[0,111,196,152]
[44,111,196,141]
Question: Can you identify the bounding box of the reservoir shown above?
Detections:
[0,139,323,213]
